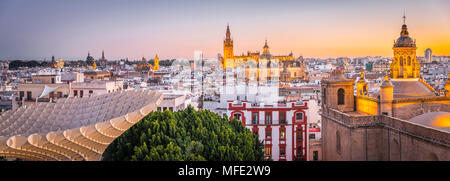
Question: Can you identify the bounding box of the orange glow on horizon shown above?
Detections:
[211,22,450,59]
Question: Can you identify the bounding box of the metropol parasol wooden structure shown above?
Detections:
[0,90,163,161]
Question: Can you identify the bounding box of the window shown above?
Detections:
[407,56,411,66]
[57,92,62,98]
[89,90,93,96]
[265,129,271,139]
[233,113,242,121]
[279,112,286,124]
[295,112,303,120]
[74,90,78,97]
[169,107,173,112]
[280,129,286,139]
[80,90,84,98]
[280,147,286,156]
[26,91,32,101]
[297,146,302,156]
[265,112,272,125]
[252,112,258,125]
[19,91,24,100]
[157,107,161,111]
[51,78,55,84]
[313,151,319,161]
[338,88,345,105]
[309,134,316,139]
[265,146,272,156]
[297,128,302,141]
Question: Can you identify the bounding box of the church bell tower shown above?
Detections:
[223,24,234,67]
[390,13,420,79]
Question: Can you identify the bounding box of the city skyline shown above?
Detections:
[1,0,450,60]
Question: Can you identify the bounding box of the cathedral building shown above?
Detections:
[390,17,420,79]
[321,16,450,161]
[50,55,57,68]
[57,58,64,69]
[99,50,107,67]
[219,24,307,83]
[136,54,159,72]
[153,54,159,71]
[50,56,63,69]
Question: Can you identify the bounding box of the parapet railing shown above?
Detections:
[322,107,450,147]
[380,115,450,147]
[393,95,450,103]
[321,107,380,127]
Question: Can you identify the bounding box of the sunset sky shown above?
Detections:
[0,0,449,60]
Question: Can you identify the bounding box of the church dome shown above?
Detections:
[394,24,416,47]
[395,36,415,47]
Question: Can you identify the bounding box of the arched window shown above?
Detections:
[233,113,242,121]
[407,56,411,66]
[400,56,403,65]
[337,88,345,105]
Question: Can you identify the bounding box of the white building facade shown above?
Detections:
[70,80,123,98]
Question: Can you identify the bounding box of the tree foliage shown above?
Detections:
[102,106,264,161]
[8,60,44,70]
[86,56,95,66]
[147,59,176,67]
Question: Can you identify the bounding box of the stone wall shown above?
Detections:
[393,98,450,120]
[322,108,450,161]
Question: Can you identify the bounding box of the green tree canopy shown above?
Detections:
[102,106,264,161]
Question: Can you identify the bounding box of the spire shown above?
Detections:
[400,14,409,37]
[358,69,366,83]
[102,50,105,59]
[403,10,406,25]
[263,38,269,49]
[225,23,231,40]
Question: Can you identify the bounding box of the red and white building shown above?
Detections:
[227,100,308,161]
